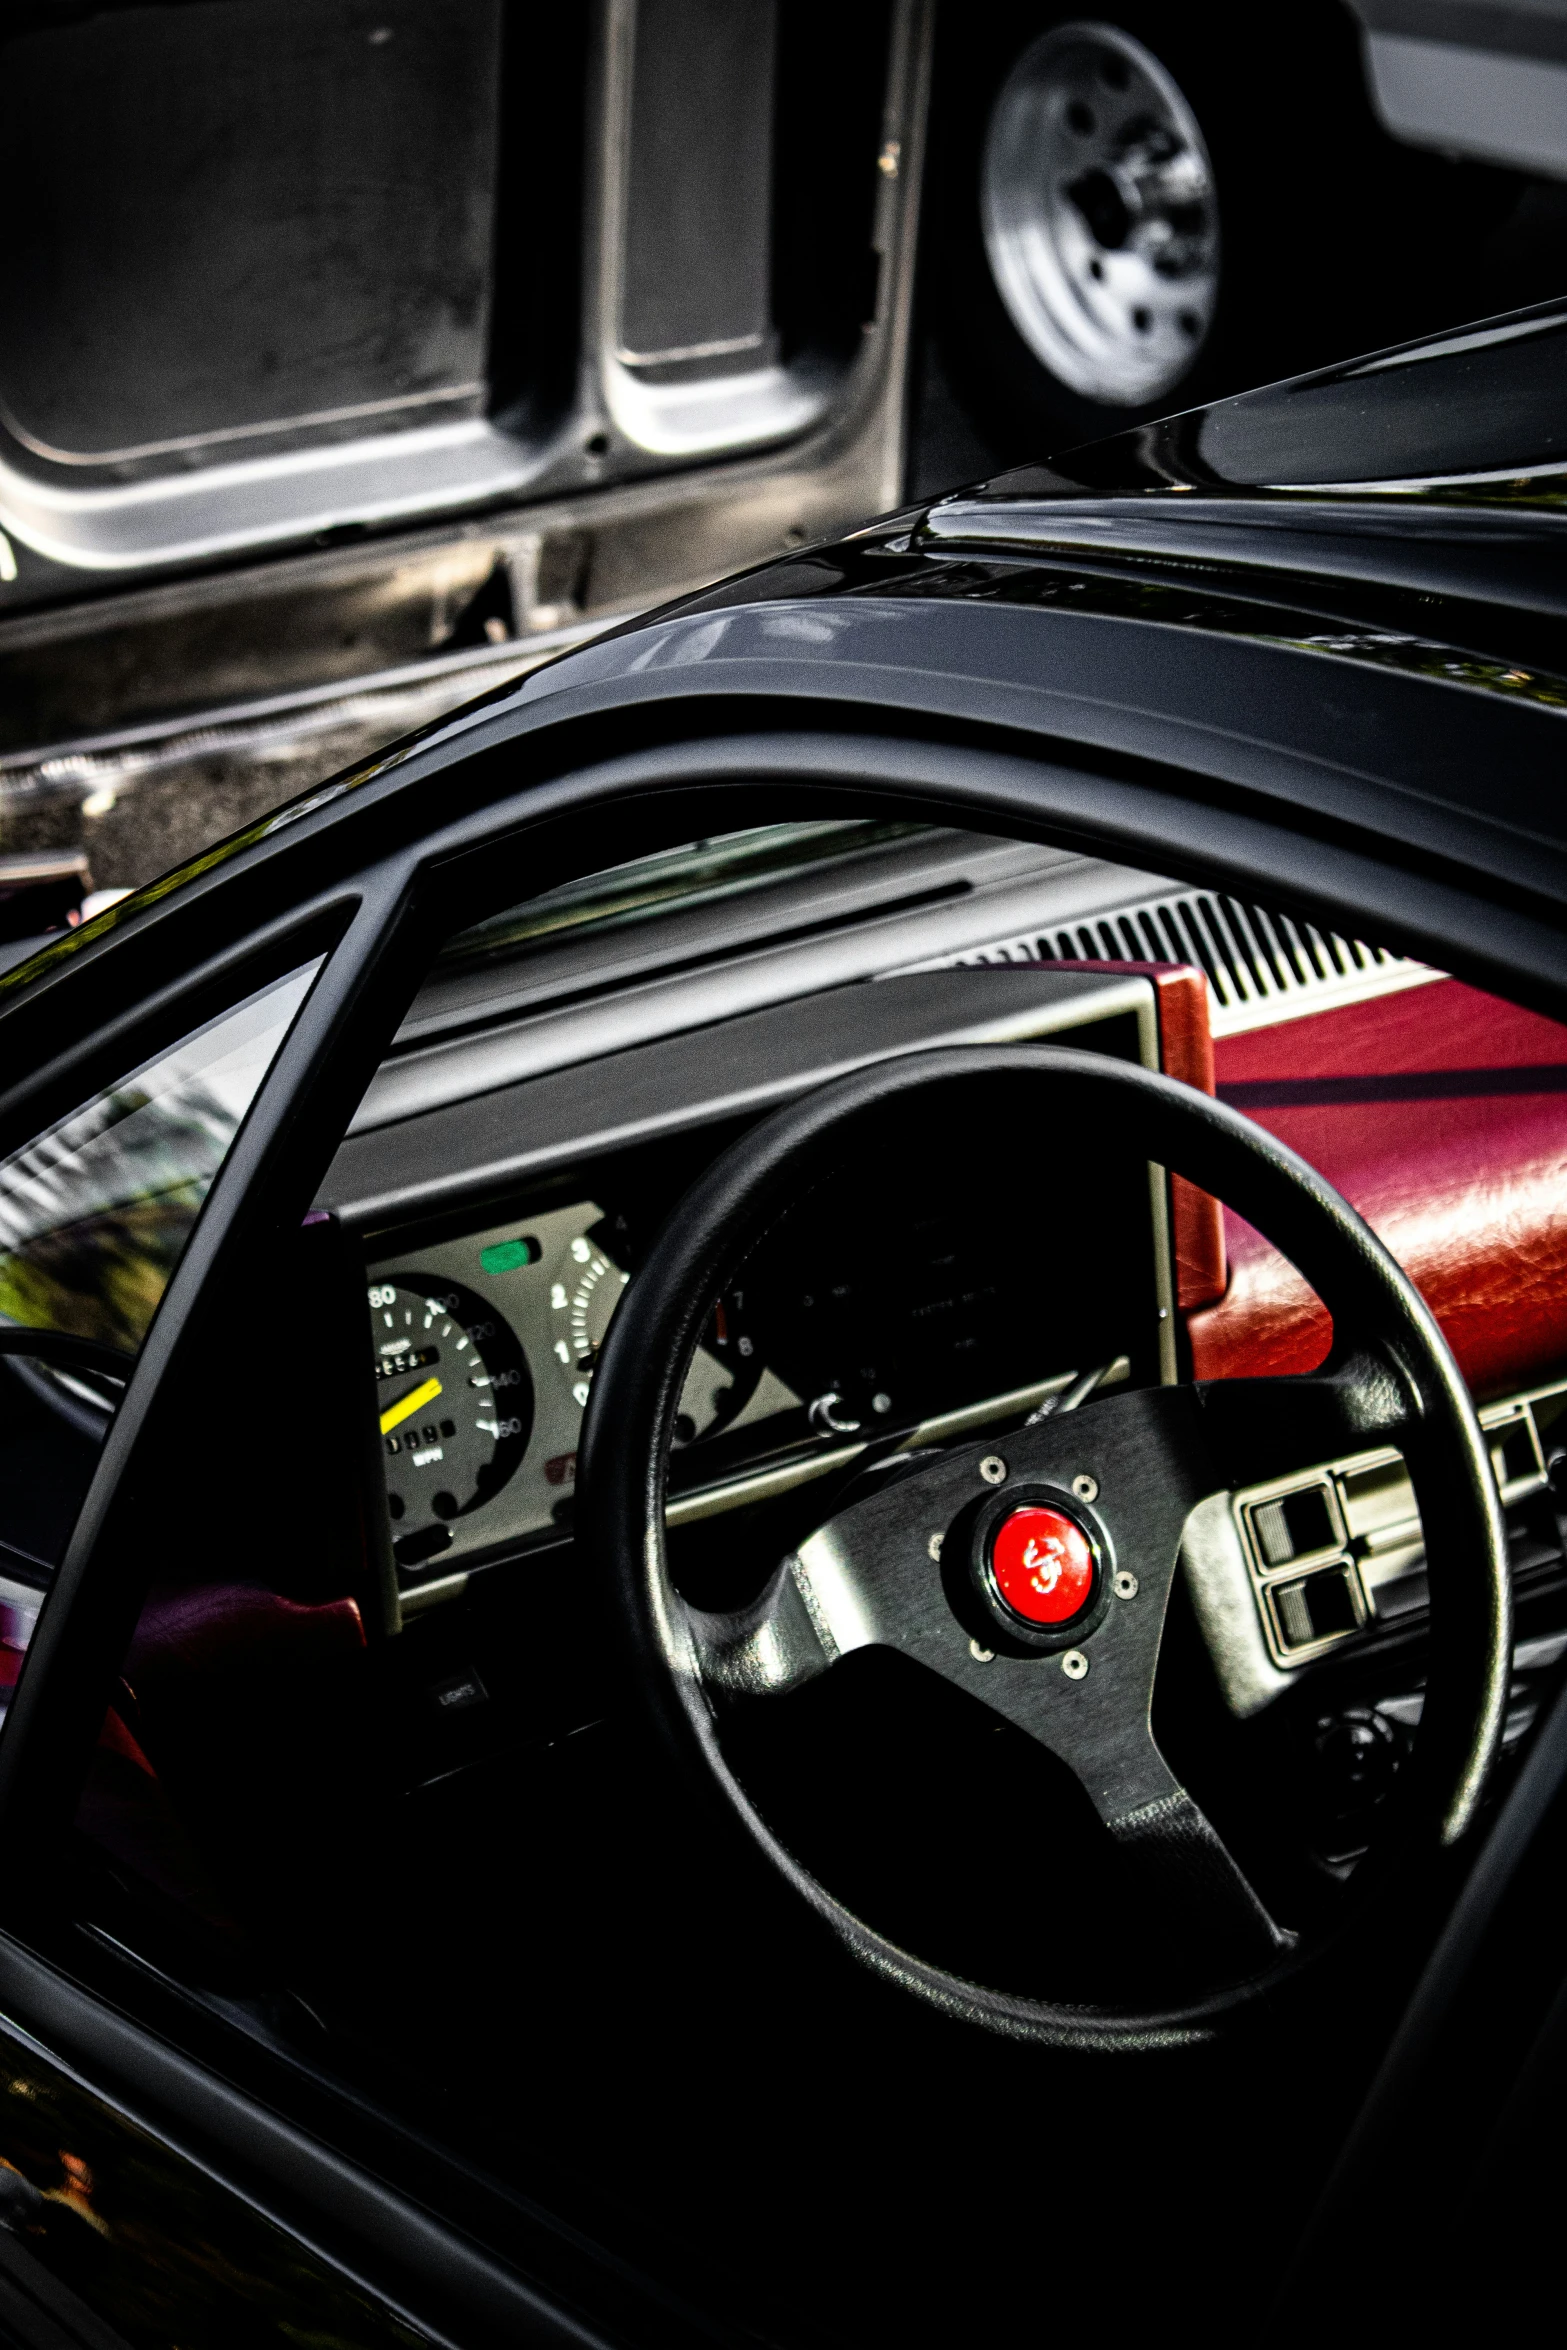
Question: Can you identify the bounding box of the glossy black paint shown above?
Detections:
[916,303,1567,668]
[989,297,1567,494]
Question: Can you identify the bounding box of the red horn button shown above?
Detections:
[989,1505,1097,1627]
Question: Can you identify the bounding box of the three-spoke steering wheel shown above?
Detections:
[580,1048,1510,2043]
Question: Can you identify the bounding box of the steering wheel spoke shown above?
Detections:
[791,1387,1213,1680]
[694,1385,1292,1963]
[940,1671,1291,1964]
[745,1385,1211,1772]
[1109,1783,1293,1964]
[684,1558,843,1701]
[687,1509,897,1700]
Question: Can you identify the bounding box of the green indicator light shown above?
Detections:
[480,1236,538,1275]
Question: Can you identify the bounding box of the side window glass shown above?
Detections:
[0,963,320,1669]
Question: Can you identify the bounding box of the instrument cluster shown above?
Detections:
[369,1203,629,1582]
[365,1126,1166,1598]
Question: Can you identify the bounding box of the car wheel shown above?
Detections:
[981,19,1220,417]
[922,1,1522,462]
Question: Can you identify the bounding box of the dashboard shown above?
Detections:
[354,961,1173,1610]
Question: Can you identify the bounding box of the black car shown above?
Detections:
[0,300,1565,2345]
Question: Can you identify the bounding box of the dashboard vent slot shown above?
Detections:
[943,887,1438,1037]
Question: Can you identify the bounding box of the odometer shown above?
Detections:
[368,1276,533,1554]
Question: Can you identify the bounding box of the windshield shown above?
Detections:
[439,820,927,968]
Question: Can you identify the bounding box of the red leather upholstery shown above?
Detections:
[124,1582,365,1694]
[76,1584,366,1934]
[1188,979,1567,1397]
[968,959,1567,1399]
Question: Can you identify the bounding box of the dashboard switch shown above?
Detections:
[1248,1483,1338,1568]
[429,1669,488,1716]
[1270,1562,1362,1652]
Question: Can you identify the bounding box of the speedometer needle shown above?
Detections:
[380,1375,442,1436]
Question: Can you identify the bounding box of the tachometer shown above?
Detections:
[676,1286,765,1443]
[369,1276,533,1545]
[550,1234,631,1407]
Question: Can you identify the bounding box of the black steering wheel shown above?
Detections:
[579,1047,1510,2043]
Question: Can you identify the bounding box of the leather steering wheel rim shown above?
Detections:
[579,1046,1511,2045]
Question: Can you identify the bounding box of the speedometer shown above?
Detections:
[369,1276,533,1547]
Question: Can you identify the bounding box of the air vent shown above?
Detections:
[942,887,1439,1036]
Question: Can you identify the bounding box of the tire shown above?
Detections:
[920,1,1521,464]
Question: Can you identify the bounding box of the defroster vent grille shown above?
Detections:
[942,888,1438,1037]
